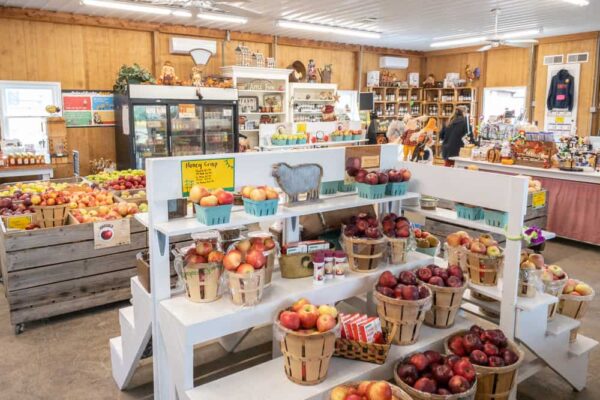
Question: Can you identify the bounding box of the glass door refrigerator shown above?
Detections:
[115,85,238,170]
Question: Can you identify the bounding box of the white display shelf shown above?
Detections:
[293,99,335,103]
[147,191,418,237]
[468,279,557,312]
[239,129,259,133]
[185,315,472,400]
[159,251,432,345]
[261,139,366,151]
[546,314,581,337]
[238,90,286,93]
[241,112,286,116]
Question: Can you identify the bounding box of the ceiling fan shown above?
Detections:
[132,0,260,16]
[477,9,540,52]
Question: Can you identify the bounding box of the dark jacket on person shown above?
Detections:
[440,115,473,159]
[547,69,575,111]
[367,115,379,145]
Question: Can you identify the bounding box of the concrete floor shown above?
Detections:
[0,238,598,400]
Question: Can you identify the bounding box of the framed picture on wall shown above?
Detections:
[239,96,259,113]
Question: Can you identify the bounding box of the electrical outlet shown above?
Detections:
[590,107,597,113]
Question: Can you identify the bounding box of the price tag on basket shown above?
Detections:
[531,190,546,209]
[93,218,131,250]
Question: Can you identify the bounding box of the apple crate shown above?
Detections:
[394,357,477,400]
[276,319,337,385]
[356,183,387,199]
[385,181,409,196]
[337,181,356,192]
[226,268,265,306]
[558,283,595,343]
[33,204,69,228]
[463,248,504,286]
[319,181,340,195]
[455,204,484,221]
[387,236,410,264]
[420,278,467,329]
[483,209,508,228]
[194,203,232,226]
[334,325,396,364]
[335,382,412,400]
[243,198,279,217]
[444,331,524,400]
[542,274,568,320]
[374,284,432,345]
[342,234,387,273]
[518,269,541,298]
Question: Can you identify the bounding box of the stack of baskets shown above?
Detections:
[343,234,387,272]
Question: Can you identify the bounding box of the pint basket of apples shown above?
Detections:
[416,265,467,329]
[415,229,441,257]
[462,234,504,287]
[189,185,234,226]
[330,380,412,400]
[540,263,568,320]
[445,326,524,400]
[374,270,432,345]
[355,169,388,199]
[178,233,224,303]
[394,350,477,399]
[229,232,278,285]
[385,168,411,196]
[33,190,71,228]
[342,213,387,272]
[240,185,279,217]
[222,243,268,306]
[276,299,339,385]
[558,279,595,342]
[381,213,412,265]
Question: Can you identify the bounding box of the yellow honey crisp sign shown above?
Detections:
[181,158,235,196]
[4,215,33,230]
[531,190,547,209]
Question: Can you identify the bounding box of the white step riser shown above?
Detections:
[119,307,138,364]
[109,337,128,389]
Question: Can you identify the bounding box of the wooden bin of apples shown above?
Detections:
[342,213,387,272]
[349,166,411,200]
[381,213,411,264]
[416,264,467,329]
[446,232,503,287]
[277,299,339,385]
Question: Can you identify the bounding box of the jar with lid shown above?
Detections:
[16,154,23,165]
[29,153,36,164]
[333,251,348,279]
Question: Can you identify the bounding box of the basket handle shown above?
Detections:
[386,323,399,345]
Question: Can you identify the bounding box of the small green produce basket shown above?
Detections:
[385,181,409,196]
[194,204,233,225]
[456,203,484,220]
[243,198,279,217]
[416,244,440,257]
[320,181,340,195]
[356,182,387,199]
[297,138,307,144]
[338,181,356,192]
[352,134,362,141]
[332,135,344,142]
[484,208,509,228]
[286,138,297,145]
[272,139,286,146]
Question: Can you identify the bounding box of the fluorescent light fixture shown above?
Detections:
[430,36,487,48]
[81,0,172,15]
[498,28,542,40]
[197,12,247,24]
[172,10,192,18]
[562,0,589,5]
[276,20,381,39]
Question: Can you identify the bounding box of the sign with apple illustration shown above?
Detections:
[93,218,131,249]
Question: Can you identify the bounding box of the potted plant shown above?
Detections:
[113,64,156,94]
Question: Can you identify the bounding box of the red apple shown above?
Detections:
[236,263,255,274]
[448,375,470,394]
[424,350,442,365]
[437,388,452,395]
[316,314,336,332]
[446,233,461,247]
[445,354,460,369]
[413,377,436,393]
[401,285,419,300]
[448,265,463,279]
[377,286,395,298]
[428,276,445,287]
[377,172,389,184]
[365,172,379,185]
[279,311,300,331]
[355,169,368,183]
[223,249,242,271]
[470,241,487,254]
[463,333,483,353]
[378,271,398,288]
[448,335,467,357]
[469,349,489,366]
[396,363,418,386]
[246,249,266,269]
[483,342,499,357]
[398,271,417,285]
[417,268,433,282]
[195,241,214,257]
[207,250,224,263]
[216,190,234,205]
[446,275,463,288]
[298,304,319,329]
[431,364,453,385]
[264,238,276,250]
[488,356,505,367]
[365,227,381,239]
[388,169,403,182]
[453,357,476,382]
[409,352,430,372]
[501,348,519,365]
[418,286,430,299]
[250,241,266,252]
[401,169,411,182]
[291,298,310,312]
[366,381,392,400]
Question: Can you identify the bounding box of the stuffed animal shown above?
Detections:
[423,74,436,88]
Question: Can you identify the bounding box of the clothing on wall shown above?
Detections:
[546,69,575,111]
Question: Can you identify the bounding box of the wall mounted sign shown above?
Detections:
[62,90,115,127]
[180,158,235,197]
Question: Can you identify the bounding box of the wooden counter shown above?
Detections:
[0,164,53,180]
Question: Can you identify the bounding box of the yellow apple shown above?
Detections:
[318,304,338,318]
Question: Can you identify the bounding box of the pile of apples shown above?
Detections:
[68,190,114,209]
[103,175,146,191]
[189,185,234,207]
[414,229,440,249]
[447,325,520,367]
[119,190,146,201]
[240,185,278,202]
[448,232,502,258]
[519,251,545,270]
[0,190,33,202]
[0,197,34,216]
[396,350,476,395]
[86,169,145,187]
[70,202,139,223]
[541,264,566,282]
[278,298,338,334]
[184,240,225,265]
[354,169,388,186]
[34,191,71,207]
[562,279,593,296]
[416,264,465,288]
[381,213,411,238]
[222,238,268,274]
[343,213,382,239]
[376,270,430,301]
[527,177,542,193]
[330,380,400,400]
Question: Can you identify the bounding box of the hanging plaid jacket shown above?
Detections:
[547,69,575,111]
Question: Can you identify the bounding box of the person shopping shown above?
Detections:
[439,106,474,167]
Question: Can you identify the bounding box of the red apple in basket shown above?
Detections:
[264,238,276,250]
[424,350,442,365]
[250,240,266,252]
[448,335,467,357]
[398,271,417,285]
[355,169,368,183]
[236,263,254,274]
[316,314,336,333]
[463,333,483,353]
[378,271,397,288]
[414,377,436,393]
[401,169,411,182]
[291,298,309,312]
[432,364,453,385]
[417,267,433,282]
[365,172,379,185]
[223,249,242,271]
[396,364,418,386]
[470,241,487,254]
[401,285,419,300]
[195,241,214,257]
[246,249,266,269]
[469,349,489,366]
[366,381,392,400]
[207,250,224,263]
[489,356,505,367]
[448,265,463,279]
[279,311,300,331]
[448,375,470,394]
[409,353,430,372]
[388,169,403,182]
[453,357,476,382]
[298,304,319,329]
[216,190,234,205]
[377,172,389,184]
[446,233,461,247]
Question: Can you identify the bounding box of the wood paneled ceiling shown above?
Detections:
[2,0,600,50]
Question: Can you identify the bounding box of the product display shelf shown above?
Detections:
[261,139,367,151]
[468,278,557,311]
[185,315,472,400]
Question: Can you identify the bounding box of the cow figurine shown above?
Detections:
[272,163,323,204]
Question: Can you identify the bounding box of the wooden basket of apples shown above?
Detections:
[240,185,279,217]
[355,169,389,199]
[276,299,339,385]
[444,231,472,272]
[342,213,387,272]
[179,234,224,303]
[462,234,503,287]
[444,325,524,400]
[188,185,234,226]
[381,213,412,265]
[330,380,412,400]
[394,350,477,399]
[518,252,544,298]
[222,243,269,306]
[228,232,278,285]
[416,264,467,329]
[558,279,594,343]
[540,263,568,320]
[374,270,432,345]
[415,229,441,257]
[33,190,71,228]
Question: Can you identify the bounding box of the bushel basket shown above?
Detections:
[463,247,504,286]
[421,279,467,329]
[343,234,387,273]
[558,286,595,343]
[387,236,410,265]
[226,268,265,306]
[34,204,69,228]
[542,274,568,320]
[183,262,222,303]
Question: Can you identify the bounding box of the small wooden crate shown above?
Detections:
[334,325,396,364]
[343,234,387,273]
[336,382,412,400]
[278,321,337,385]
[374,285,432,345]
[183,262,222,303]
[463,248,504,286]
[558,287,595,343]
[542,275,568,320]
[387,236,409,265]
[421,279,467,328]
[33,204,69,228]
[395,358,477,399]
[445,331,524,400]
[226,268,265,306]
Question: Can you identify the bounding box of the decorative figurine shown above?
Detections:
[307,59,317,83]
[318,64,332,83]
[272,163,323,204]
[159,61,178,85]
[190,66,202,87]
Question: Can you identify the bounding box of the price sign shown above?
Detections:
[3,215,33,230]
[180,158,235,197]
[93,218,131,249]
[531,190,547,209]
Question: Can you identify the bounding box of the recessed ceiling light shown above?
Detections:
[276,20,381,39]
[197,12,247,24]
[561,0,589,5]
[81,0,172,15]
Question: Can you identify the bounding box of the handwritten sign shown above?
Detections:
[531,190,547,209]
[94,218,131,249]
[3,215,33,230]
[181,158,235,197]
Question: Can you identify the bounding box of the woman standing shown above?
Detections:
[440,106,474,167]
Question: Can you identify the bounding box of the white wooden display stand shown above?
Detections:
[289,82,338,123]
[109,147,596,399]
